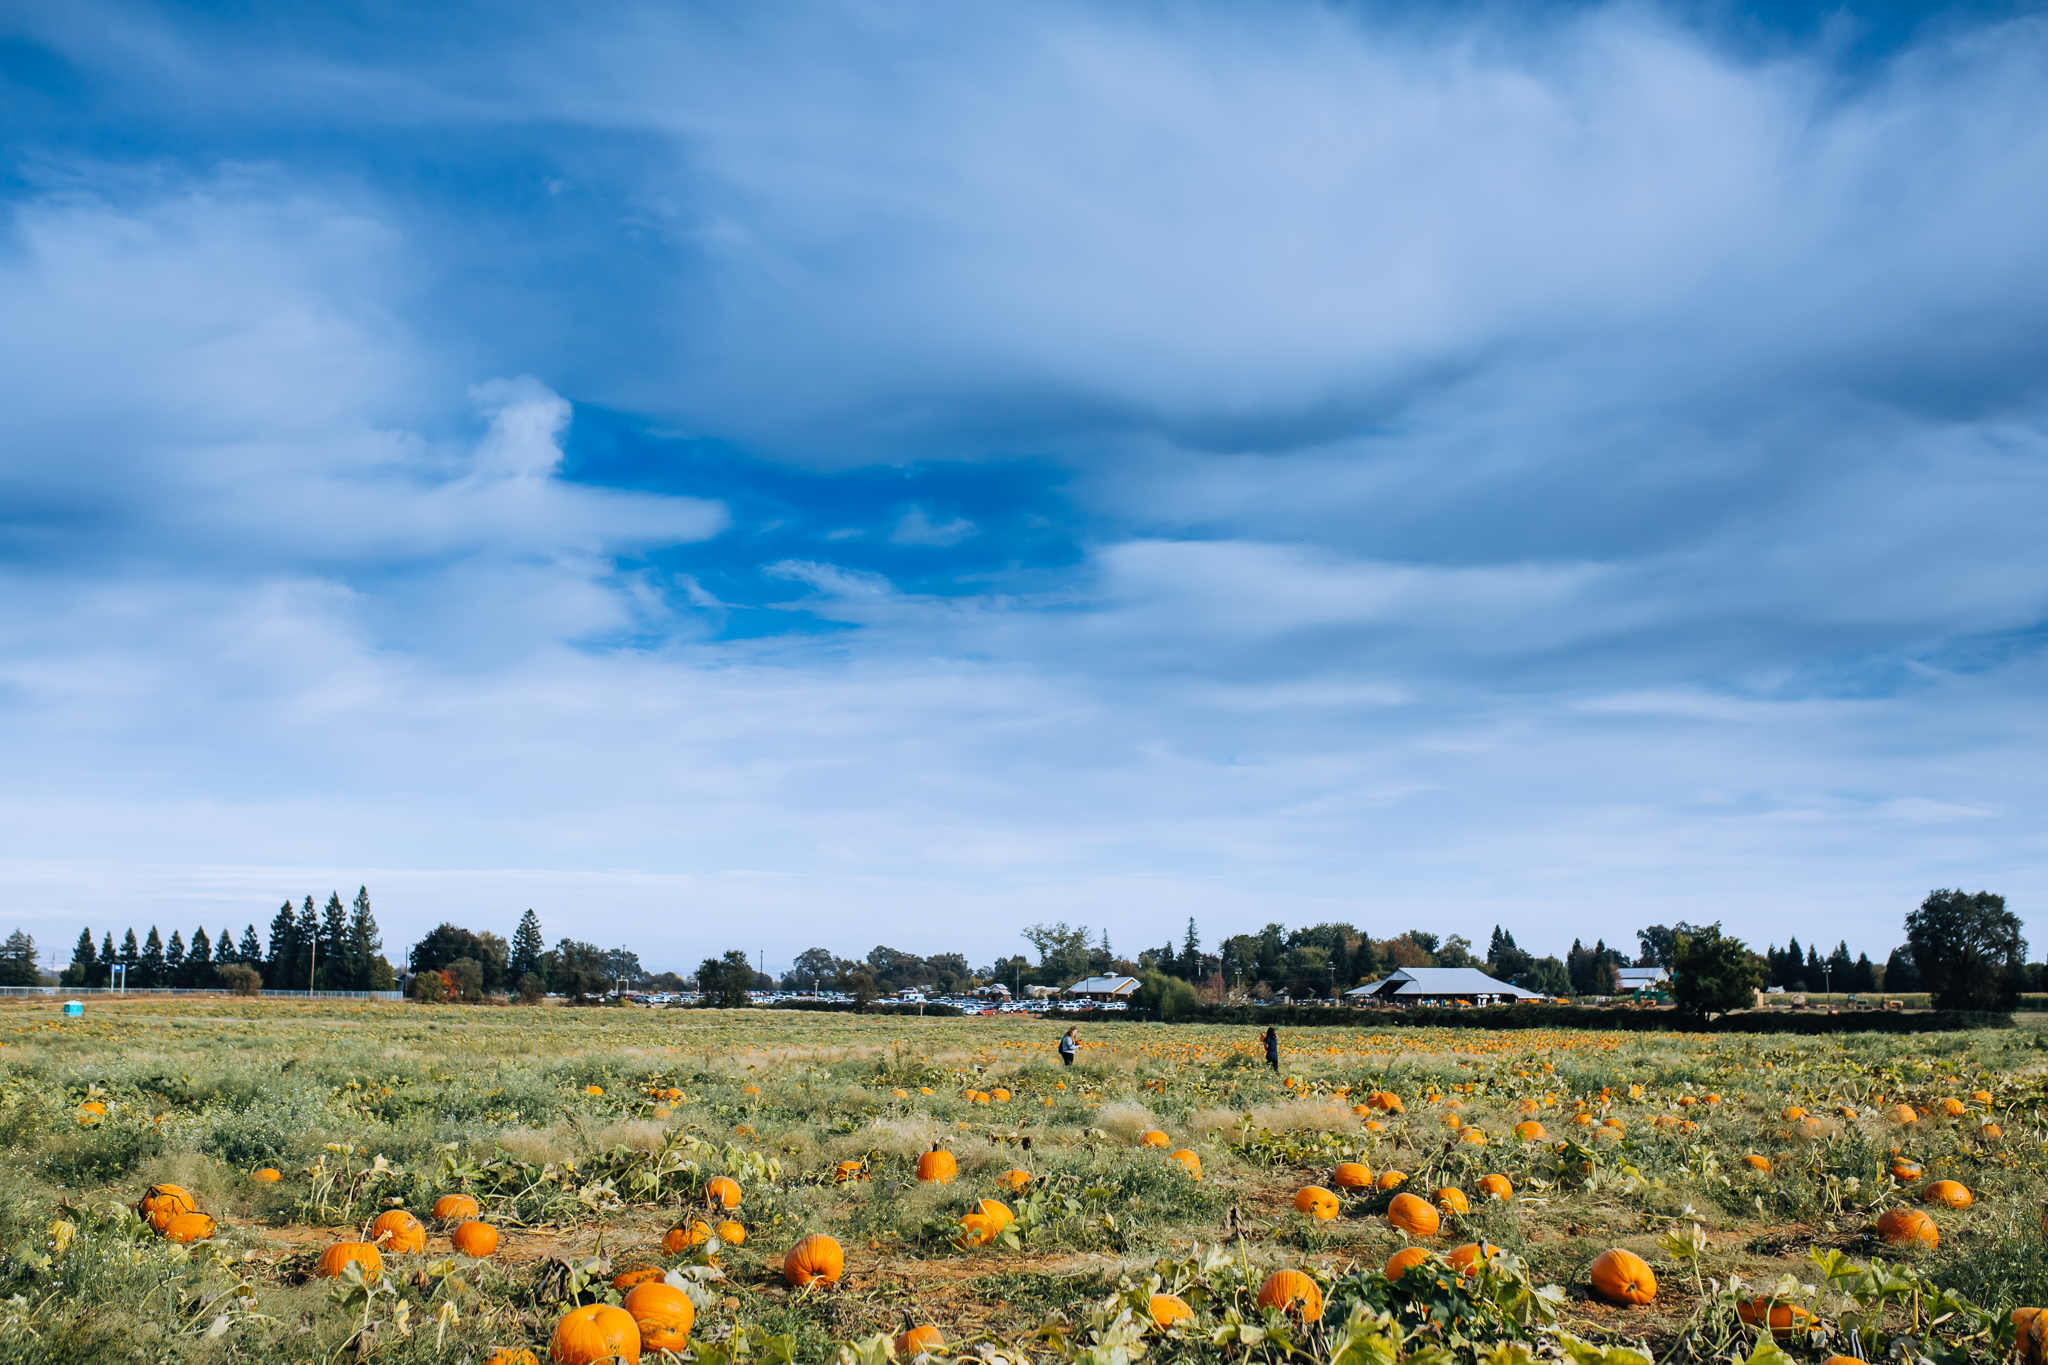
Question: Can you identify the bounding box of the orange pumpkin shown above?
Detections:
[896,1325,945,1355]
[1435,1187,1469,1215]
[715,1220,746,1245]
[140,1185,196,1221]
[1387,1192,1440,1238]
[1781,1106,1807,1122]
[705,1176,742,1209]
[1891,1157,1924,1182]
[1875,1207,1939,1248]
[1168,1149,1202,1179]
[1939,1097,1967,1117]
[1921,1179,1972,1209]
[486,1350,541,1365]
[1737,1298,1818,1340]
[1148,1294,1194,1329]
[1138,1130,1170,1149]
[663,1221,712,1255]
[251,1168,283,1183]
[549,1303,641,1365]
[1445,1242,1501,1278]
[316,1241,384,1281]
[1384,1246,1432,1280]
[969,1199,1013,1229]
[1000,1169,1032,1191]
[1375,1170,1407,1191]
[833,1160,866,1183]
[370,1210,425,1254]
[1743,1154,1773,1173]
[784,1233,844,1287]
[1478,1174,1514,1202]
[623,1281,694,1353]
[1331,1162,1372,1190]
[1294,1186,1340,1220]
[1887,1104,1919,1125]
[1513,1120,1547,1142]
[433,1194,481,1223]
[916,1148,958,1185]
[1589,1249,1656,1305]
[161,1212,216,1243]
[611,1265,665,1291]
[955,1213,1000,1248]
[1256,1269,1323,1321]
[453,1221,499,1257]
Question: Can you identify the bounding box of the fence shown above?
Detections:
[0,986,402,1001]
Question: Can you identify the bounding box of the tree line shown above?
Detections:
[54,888,391,992]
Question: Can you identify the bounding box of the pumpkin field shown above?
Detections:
[6,999,2048,1364]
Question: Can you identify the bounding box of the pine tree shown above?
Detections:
[62,928,97,987]
[346,887,381,991]
[318,893,348,989]
[166,930,185,981]
[510,909,546,984]
[213,927,237,966]
[1179,918,1201,979]
[264,901,297,987]
[100,932,115,983]
[294,896,319,989]
[187,927,212,985]
[238,925,262,966]
[140,927,165,988]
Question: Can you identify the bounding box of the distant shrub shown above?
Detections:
[215,963,262,997]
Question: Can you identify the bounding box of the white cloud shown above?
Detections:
[889,507,978,546]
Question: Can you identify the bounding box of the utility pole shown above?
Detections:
[309,931,317,994]
[1822,962,1832,1009]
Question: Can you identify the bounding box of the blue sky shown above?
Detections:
[3,0,2046,975]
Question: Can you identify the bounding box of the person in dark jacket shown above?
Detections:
[1059,1027,1080,1066]
[1262,1026,1279,1071]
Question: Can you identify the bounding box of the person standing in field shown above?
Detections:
[1059,1027,1080,1066]
[1263,1026,1279,1071]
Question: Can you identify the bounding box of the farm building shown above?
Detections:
[1345,967,1545,1007]
[1062,975,1142,1001]
[1615,966,1670,993]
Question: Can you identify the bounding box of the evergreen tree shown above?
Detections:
[213,927,236,966]
[0,931,38,987]
[61,928,97,987]
[1179,918,1201,979]
[511,909,546,984]
[100,932,115,981]
[165,930,186,985]
[238,925,262,966]
[119,928,140,979]
[1850,952,1877,993]
[346,887,382,991]
[264,901,297,987]
[1884,946,1919,993]
[294,895,319,989]
[320,892,349,988]
[187,927,212,985]
[140,927,165,988]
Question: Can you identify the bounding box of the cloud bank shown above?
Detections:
[1,1,2045,970]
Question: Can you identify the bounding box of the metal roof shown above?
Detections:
[1063,975,1142,996]
[1347,967,1545,999]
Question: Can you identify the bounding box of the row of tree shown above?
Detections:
[56,890,392,991]
[403,910,660,1005]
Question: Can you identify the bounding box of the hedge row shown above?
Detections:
[1107,1003,2012,1033]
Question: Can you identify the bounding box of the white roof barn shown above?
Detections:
[1345,967,1545,1005]
[1615,967,1670,992]
[1063,975,1142,999]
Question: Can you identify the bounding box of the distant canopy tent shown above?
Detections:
[1344,967,1546,1006]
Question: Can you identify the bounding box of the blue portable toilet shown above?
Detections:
[63,1000,83,1018]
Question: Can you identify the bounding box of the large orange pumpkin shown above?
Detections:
[1256,1270,1323,1321]
[549,1303,641,1365]
[1138,1130,1170,1149]
[1589,1249,1657,1305]
[916,1148,957,1185]
[370,1210,425,1254]
[1737,1298,1818,1340]
[1921,1180,1972,1209]
[1478,1174,1514,1202]
[453,1221,499,1257]
[1387,1193,1440,1238]
[1294,1186,1340,1220]
[1446,1242,1502,1278]
[715,1220,746,1245]
[896,1325,945,1355]
[1876,1208,1939,1248]
[1513,1120,1547,1142]
[140,1185,196,1221]
[663,1220,712,1255]
[622,1281,694,1352]
[1167,1149,1202,1179]
[611,1265,665,1291]
[1384,1246,1432,1280]
[251,1168,283,1183]
[316,1241,384,1281]
[1148,1294,1194,1329]
[1000,1169,1032,1191]
[1375,1170,1407,1191]
[1331,1162,1372,1190]
[161,1212,216,1244]
[433,1194,481,1223]
[1435,1187,1469,1215]
[784,1233,844,1287]
[955,1213,1000,1248]
[969,1199,1013,1229]
[705,1176,742,1209]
